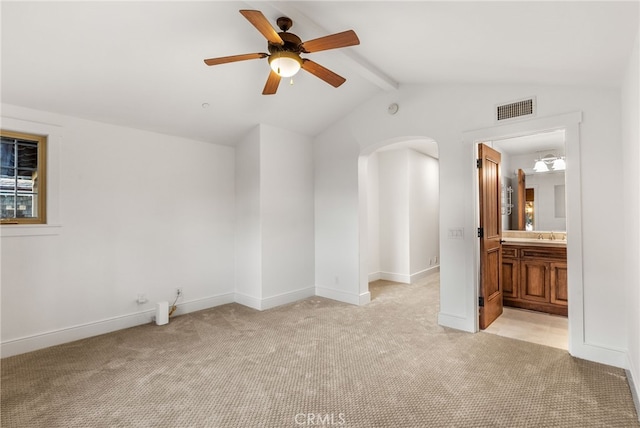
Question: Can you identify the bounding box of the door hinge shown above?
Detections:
[477,227,484,238]
[476,159,482,168]
[479,296,485,307]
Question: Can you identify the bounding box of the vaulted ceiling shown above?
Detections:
[2,1,638,146]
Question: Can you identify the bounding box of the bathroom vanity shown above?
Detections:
[501,236,567,316]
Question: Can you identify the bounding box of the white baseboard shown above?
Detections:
[410,266,440,282]
[626,366,640,422]
[315,286,361,306]
[172,293,235,317]
[570,342,628,369]
[626,353,640,421]
[234,292,262,310]
[234,287,316,311]
[0,293,235,358]
[261,287,315,310]
[438,311,474,333]
[359,291,371,305]
[380,272,411,283]
[376,266,440,284]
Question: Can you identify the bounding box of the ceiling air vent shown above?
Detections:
[496,97,536,122]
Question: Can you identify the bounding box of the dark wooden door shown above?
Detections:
[478,144,503,329]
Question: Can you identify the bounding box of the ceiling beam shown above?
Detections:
[243,1,399,91]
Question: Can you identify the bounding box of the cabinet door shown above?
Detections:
[520,260,550,303]
[550,262,568,306]
[502,258,519,299]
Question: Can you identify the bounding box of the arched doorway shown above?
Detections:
[358,137,440,301]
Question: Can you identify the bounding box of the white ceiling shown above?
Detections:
[2,1,638,146]
[493,129,565,156]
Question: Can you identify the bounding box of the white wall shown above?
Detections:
[314,123,362,305]
[365,148,439,284]
[235,127,262,304]
[409,149,439,277]
[622,31,640,397]
[1,110,316,356]
[235,124,315,309]
[378,149,410,280]
[366,152,380,278]
[314,83,626,367]
[1,104,236,357]
[259,124,315,307]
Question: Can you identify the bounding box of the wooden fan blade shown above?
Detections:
[240,10,284,45]
[301,59,346,88]
[300,30,359,53]
[263,70,281,95]
[204,53,268,66]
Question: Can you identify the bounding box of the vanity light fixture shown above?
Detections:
[533,153,565,172]
[533,158,549,172]
[552,157,566,171]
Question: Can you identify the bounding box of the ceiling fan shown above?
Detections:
[203,10,360,95]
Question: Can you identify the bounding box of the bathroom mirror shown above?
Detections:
[492,130,567,232]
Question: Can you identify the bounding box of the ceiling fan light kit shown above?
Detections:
[203,9,360,95]
[268,51,302,77]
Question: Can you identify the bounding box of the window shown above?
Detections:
[1,130,47,224]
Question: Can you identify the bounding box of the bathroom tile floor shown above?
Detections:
[482,306,568,350]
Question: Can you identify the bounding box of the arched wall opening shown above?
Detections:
[358,136,440,302]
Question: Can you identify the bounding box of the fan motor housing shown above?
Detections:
[268,32,303,54]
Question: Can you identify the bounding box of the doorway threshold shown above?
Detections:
[482,307,568,350]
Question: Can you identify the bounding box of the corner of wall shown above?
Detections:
[626,355,640,422]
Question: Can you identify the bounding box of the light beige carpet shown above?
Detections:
[2,274,638,427]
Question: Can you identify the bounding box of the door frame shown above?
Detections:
[464,111,583,356]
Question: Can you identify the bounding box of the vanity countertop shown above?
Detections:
[502,237,567,247]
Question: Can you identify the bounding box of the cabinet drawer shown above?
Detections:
[502,247,519,258]
[521,247,566,260]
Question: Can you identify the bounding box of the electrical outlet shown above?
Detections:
[176,288,183,297]
[137,293,148,304]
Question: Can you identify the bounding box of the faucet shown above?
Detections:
[537,233,543,240]
[550,231,555,241]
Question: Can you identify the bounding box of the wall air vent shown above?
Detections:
[496,97,536,122]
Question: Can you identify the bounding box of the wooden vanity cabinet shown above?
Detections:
[501,247,519,300]
[501,244,567,316]
[549,262,568,306]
